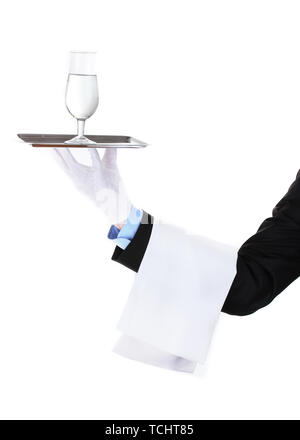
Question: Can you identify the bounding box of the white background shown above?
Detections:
[1,0,300,420]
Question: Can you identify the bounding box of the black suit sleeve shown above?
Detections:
[222,170,300,315]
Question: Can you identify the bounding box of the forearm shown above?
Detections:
[109,170,300,319]
[223,170,300,315]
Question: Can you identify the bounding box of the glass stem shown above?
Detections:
[77,119,85,138]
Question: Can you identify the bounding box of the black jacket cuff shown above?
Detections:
[111,210,154,272]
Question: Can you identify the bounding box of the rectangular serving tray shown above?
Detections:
[17,133,148,148]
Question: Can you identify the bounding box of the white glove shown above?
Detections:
[54,148,131,224]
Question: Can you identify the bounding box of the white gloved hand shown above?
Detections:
[54,147,131,224]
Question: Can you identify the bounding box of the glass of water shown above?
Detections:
[65,51,99,144]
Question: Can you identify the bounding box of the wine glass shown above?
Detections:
[65,51,99,144]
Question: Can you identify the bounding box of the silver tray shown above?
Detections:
[17,133,148,148]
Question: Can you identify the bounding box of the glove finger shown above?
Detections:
[54,148,92,178]
[88,148,102,170]
[102,148,117,167]
[54,147,79,171]
[53,148,69,172]
[54,148,80,174]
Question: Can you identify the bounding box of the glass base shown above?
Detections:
[64,135,96,145]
